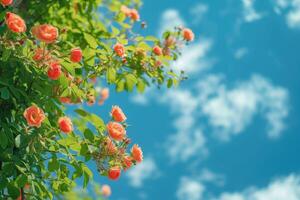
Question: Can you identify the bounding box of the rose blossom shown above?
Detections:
[108,166,121,180]
[153,45,162,56]
[113,43,125,57]
[111,106,126,122]
[131,144,143,163]
[182,28,195,41]
[5,12,26,33]
[70,47,82,63]
[47,61,61,80]
[101,184,111,197]
[32,24,58,43]
[107,122,126,141]
[23,105,45,127]
[58,116,73,133]
[1,0,13,6]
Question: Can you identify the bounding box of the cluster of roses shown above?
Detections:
[93,106,143,181]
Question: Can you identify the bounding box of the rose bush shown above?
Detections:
[0,0,194,199]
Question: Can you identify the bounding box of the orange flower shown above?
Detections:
[108,166,121,180]
[32,48,51,62]
[101,88,109,100]
[107,122,126,141]
[47,61,61,80]
[182,28,195,41]
[104,137,117,155]
[1,0,13,6]
[101,184,111,197]
[58,116,73,133]
[5,12,26,33]
[120,5,131,16]
[129,9,140,21]
[23,105,45,127]
[59,97,72,104]
[113,43,125,57]
[111,106,126,122]
[123,156,132,170]
[70,47,82,63]
[131,144,143,163]
[32,24,58,43]
[153,45,162,56]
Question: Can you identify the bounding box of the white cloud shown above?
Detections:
[189,3,209,24]
[177,177,205,200]
[274,0,300,29]
[216,174,300,200]
[199,168,225,187]
[172,39,214,75]
[197,74,289,140]
[176,174,300,200]
[161,89,208,162]
[242,0,263,22]
[159,9,185,35]
[126,158,159,188]
[234,48,248,59]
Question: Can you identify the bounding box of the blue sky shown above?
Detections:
[81,0,300,199]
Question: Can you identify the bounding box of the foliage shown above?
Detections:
[0,0,193,199]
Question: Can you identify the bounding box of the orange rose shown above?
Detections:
[101,184,111,197]
[59,97,72,104]
[1,0,13,6]
[111,106,127,122]
[153,45,162,56]
[58,116,73,133]
[32,48,51,62]
[47,61,61,80]
[129,9,140,21]
[107,122,126,141]
[101,88,109,100]
[123,156,132,170]
[108,166,121,180]
[113,43,125,57]
[120,5,131,17]
[131,144,143,163]
[32,24,58,43]
[182,28,195,42]
[70,47,82,63]
[5,12,26,33]
[23,105,45,127]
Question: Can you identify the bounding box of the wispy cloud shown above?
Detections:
[189,3,209,24]
[176,174,300,200]
[274,0,300,29]
[177,177,205,200]
[215,174,300,200]
[198,74,289,140]
[126,158,159,188]
[234,48,248,59]
[242,0,263,22]
[158,9,185,35]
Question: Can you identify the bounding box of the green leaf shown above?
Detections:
[82,165,93,188]
[84,129,94,143]
[116,79,125,92]
[107,67,116,84]
[75,109,89,117]
[48,158,59,172]
[16,174,28,188]
[7,183,20,198]
[15,134,21,148]
[125,74,137,92]
[0,87,10,100]
[137,79,146,93]
[84,33,98,49]
[0,132,8,149]
[167,78,173,88]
